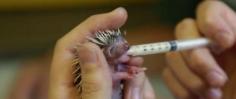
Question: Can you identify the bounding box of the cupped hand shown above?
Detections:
[49,7,156,99]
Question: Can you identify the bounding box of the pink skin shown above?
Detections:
[104,36,130,65]
[111,54,145,99]
[103,37,144,99]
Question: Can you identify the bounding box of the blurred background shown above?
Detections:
[0,0,204,99]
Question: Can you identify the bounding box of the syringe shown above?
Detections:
[127,38,210,56]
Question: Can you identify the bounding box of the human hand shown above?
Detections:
[49,7,155,99]
[163,1,236,99]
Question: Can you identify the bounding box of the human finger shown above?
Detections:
[175,18,227,88]
[78,42,112,99]
[162,68,195,99]
[166,52,206,96]
[197,1,236,52]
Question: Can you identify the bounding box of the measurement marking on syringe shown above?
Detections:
[127,38,210,56]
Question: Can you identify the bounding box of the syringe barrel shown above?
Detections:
[127,38,210,56]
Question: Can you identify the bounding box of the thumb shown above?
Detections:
[78,42,112,99]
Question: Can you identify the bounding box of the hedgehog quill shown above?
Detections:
[73,29,142,99]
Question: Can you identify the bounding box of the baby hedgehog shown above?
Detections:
[73,29,135,99]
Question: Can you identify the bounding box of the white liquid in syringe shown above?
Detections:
[127,42,172,56]
[127,38,210,56]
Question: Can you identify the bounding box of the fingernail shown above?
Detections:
[207,71,227,87]
[112,7,125,12]
[111,7,127,15]
[206,88,222,99]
